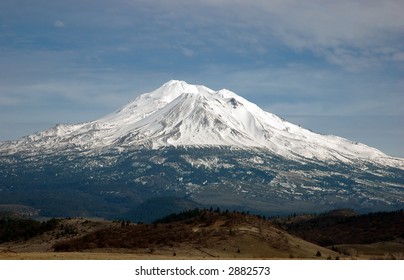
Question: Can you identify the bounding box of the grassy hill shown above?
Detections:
[276,209,404,246]
[52,209,338,259]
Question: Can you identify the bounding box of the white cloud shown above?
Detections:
[151,0,404,70]
[11,1,401,71]
[180,47,195,57]
[54,20,65,28]
[391,52,404,62]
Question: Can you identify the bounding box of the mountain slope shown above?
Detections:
[1,80,403,169]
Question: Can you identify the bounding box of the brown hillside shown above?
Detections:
[0,210,338,259]
[278,209,404,246]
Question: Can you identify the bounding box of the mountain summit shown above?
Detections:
[1,80,402,169]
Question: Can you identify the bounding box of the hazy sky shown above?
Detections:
[1,0,403,157]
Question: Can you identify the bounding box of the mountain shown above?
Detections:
[0,80,403,219]
[1,80,403,168]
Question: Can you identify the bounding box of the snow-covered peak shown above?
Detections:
[149,80,202,102]
[99,80,214,124]
[149,80,215,101]
[1,80,403,169]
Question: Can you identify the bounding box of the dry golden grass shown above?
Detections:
[331,241,404,260]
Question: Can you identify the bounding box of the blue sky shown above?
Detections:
[1,0,403,157]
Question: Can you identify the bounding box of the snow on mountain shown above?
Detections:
[1,80,403,169]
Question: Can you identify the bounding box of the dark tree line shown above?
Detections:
[0,217,60,243]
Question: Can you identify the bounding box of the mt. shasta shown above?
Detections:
[0,80,403,220]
